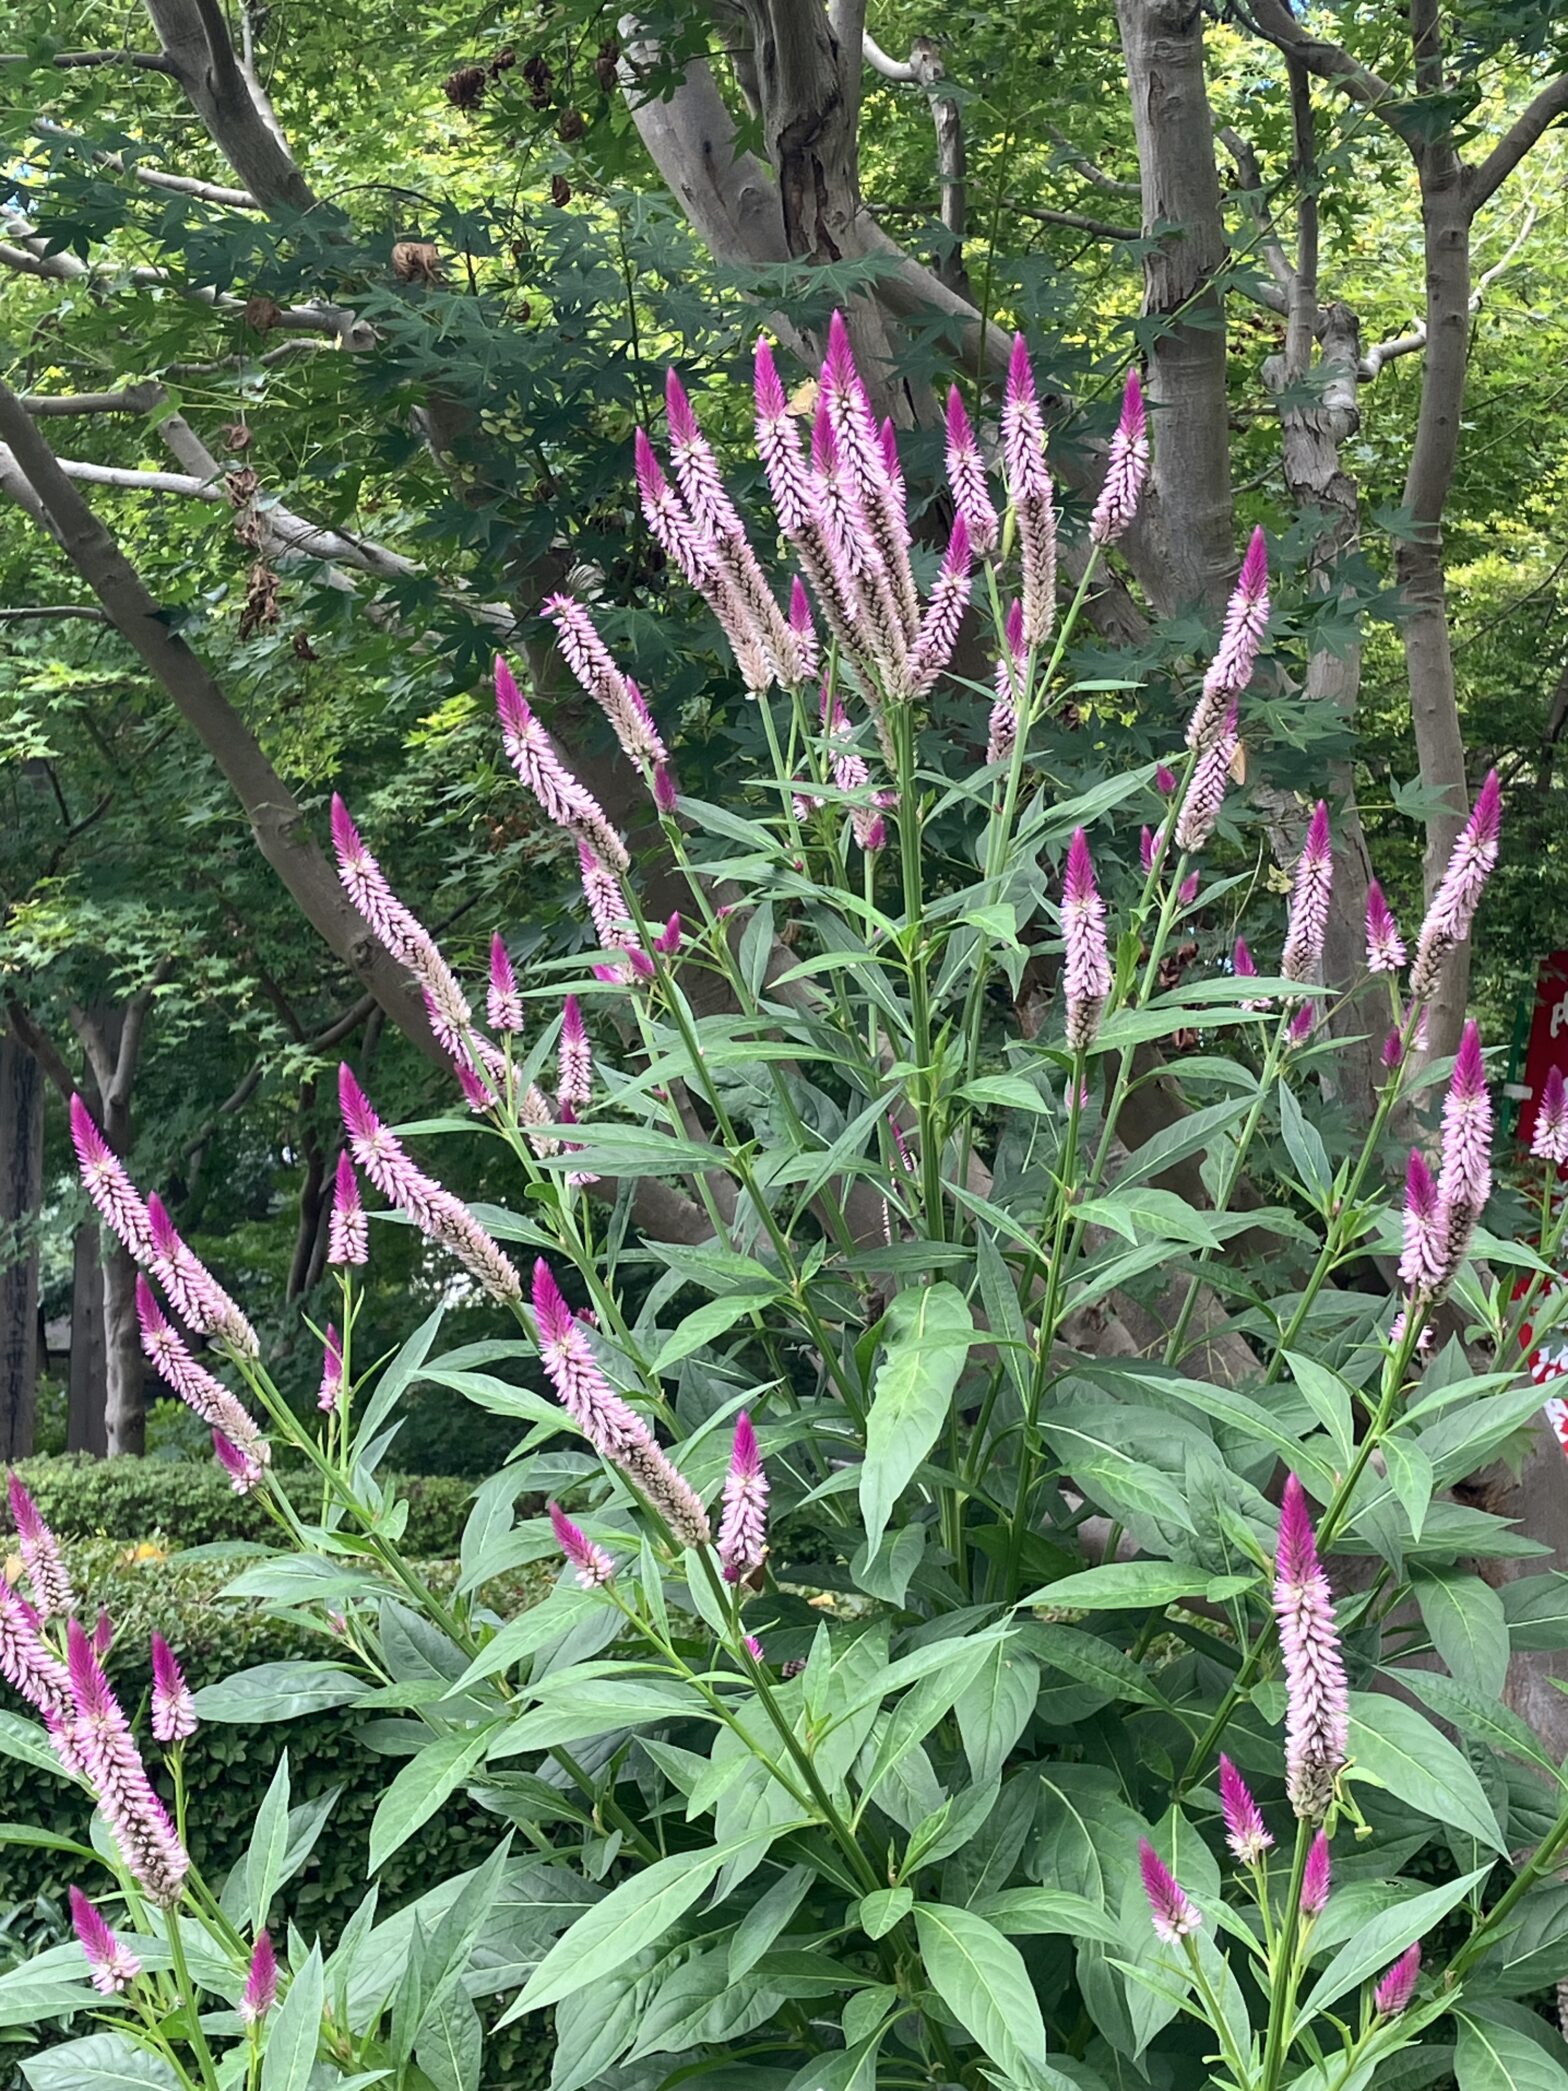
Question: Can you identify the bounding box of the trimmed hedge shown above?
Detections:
[8,1455,473,1557]
[0,1539,553,2086]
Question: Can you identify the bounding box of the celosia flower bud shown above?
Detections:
[548,1500,615,1589]
[1282,802,1333,985]
[69,1096,154,1263]
[1364,881,1406,974]
[69,1886,141,1996]
[1140,825,1163,875]
[531,1261,710,1546]
[744,1633,765,1662]
[339,1065,522,1303]
[1138,1839,1201,1944]
[1156,763,1177,795]
[213,1430,265,1496]
[1374,1942,1421,2018]
[1382,1030,1404,1071]
[317,1323,344,1414]
[945,386,999,555]
[1090,369,1148,546]
[653,761,679,815]
[488,936,523,1034]
[1273,1475,1348,1821]
[988,599,1026,769]
[1179,871,1200,907]
[1062,828,1112,1050]
[136,1277,269,1466]
[495,656,629,871]
[1533,1066,1568,1166]
[8,1472,73,1621]
[67,1619,189,1906]
[558,995,592,1113]
[1218,1753,1273,1866]
[92,1608,113,1660]
[1002,335,1059,648]
[787,575,819,683]
[718,1411,768,1585]
[1409,770,1500,1001]
[329,1151,368,1268]
[241,1931,277,2024]
[1436,1021,1491,1223]
[1286,1001,1316,1047]
[654,912,683,957]
[150,1633,196,1744]
[456,1063,495,1115]
[1300,1829,1332,1916]
[1233,935,1271,1012]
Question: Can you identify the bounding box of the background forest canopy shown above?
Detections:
[0,0,1566,1463]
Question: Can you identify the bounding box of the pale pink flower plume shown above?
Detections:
[135,1277,269,1467]
[1281,801,1333,985]
[67,1619,189,1905]
[150,1632,197,1744]
[488,935,524,1034]
[1218,1752,1273,1866]
[1533,1065,1568,1166]
[1409,770,1500,1001]
[70,1886,141,1996]
[548,1500,615,1589]
[8,1472,73,1621]
[1090,369,1148,546]
[1002,337,1058,647]
[1364,881,1406,974]
[69,1096,154,1263]
[1273,1474,1348,1821]
[328,1152,369,1266]
[1187,528,1268,752]
[1062,828,1112,1050]
[718,1410,769,1585]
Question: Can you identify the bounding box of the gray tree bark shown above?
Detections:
[68,1225,108,1457]
[0,1033,43,1458]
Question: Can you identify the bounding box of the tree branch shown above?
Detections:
[1044,121,1140,194]
[0,604,108,622]
[1467,72,1568,215]
[34,120,258,209]
[0,49,175,73]
[1237,0,1424,152]
[1014,203,1140,240]
[140,0,316,212]
[20,384,168,416]
[1,1001,77,1103]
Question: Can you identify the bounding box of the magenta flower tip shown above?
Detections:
[1233,936,1256,977]
[6,1472,38,1540]
[242,1931,278,2023]
[1239,525,1268,598]
[789,574,811,626]
[1374,1941,1421,2017]
[1382,1030,1404,1071]
[532,1259,574,1346]
[337,1063,376,1142]
[1006,332,1034,406]
[653,761,678,813]
[1064,826,1094,901]
[753,335,786,418]
[664,366,696,443]
[493,653,526,731]
[1120,367,1145,435]
[719,1407,769,1584]
[1453,1018,1485,1098]
[654,910,683,955]
[946,385,972,447]
[1472,768,1501,847]
[1138,1838,1201,1944]
[548,1499,615,1588]
[1004,599,1025,654]
[824,308,855,387]
[329,792,360,860]
[70,1885,141,1995]
[1218,1752,1274,1865]
[1305,800,1331,863]
[946,510,972,573]
[1276,1473,1320,1584]
[1300,1829,1332,1916]
[1534,1064,1568,1164]
[1156,763,1177,795]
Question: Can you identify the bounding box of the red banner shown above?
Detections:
[1517,949,1568,1155]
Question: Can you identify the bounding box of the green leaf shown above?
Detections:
[356,1304,444,1452]
[1383,1435,1436,1544]
[954,1644,1038,1788]
[860,1282,975,1554]
[245,1749,292,1930]
[860,1886,913,1939]
[23,2035,181,2091]
[1279,1082,1333,1202]
[1076,1187,1222,1248]
[368,1724,501,1874]
[1286,1353,1357,1470]
[1415,1572,1509,1699]
[728,1865,813,1980]
[1396,1670,1562,1781]
[191,1663,369,1722]
[652,1295,767,1371]
[1012,1622,1169,1708]
[450,1584,598,1689]
[912,1902,1047,2085]
[261,1943,324,2091]
[1299,1866,1491,2021]
[507,1822,806,2018]
[415,1986,483,2091]
[971,1887,1121,1945]
[1455,2009,1568,2091]
[1505,1575,1568,1651]
[1116,1098,1254,1190]
[0,1708,68,1778]
[1346,1694,1505,1852]
[1020,1561,1252,1611]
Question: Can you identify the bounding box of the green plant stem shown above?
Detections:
[167,1912,221,2091]
[552,1743,664,1865]
[1447,1785,1568,1983]
[1181,1935,1248,2087]
[1259,1819,1313,2091]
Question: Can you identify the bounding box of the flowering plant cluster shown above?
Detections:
[8,317,1568,2091]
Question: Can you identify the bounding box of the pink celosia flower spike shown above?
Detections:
[8,1473,73,1621]
[1382,1031,1404,1071]
[1281,802,1333,985]
[339,1065,522,1303]
[558,995,592,1113]
[1175,701,1238,854]
[69,1096,153,1263]
[1218,1753,1273,1866]
[69,1886,141,1996]
[1273,1475,1349,1821]
[318,1323,344,1415]
[146,1193,258,1359]
[494,656,630,871]
[544,594,668,768]
[241,1931,278,2024]
[135,1277,270,1465]
[654,912,683,957]
[1138,1839,1201,1944]
[1061,829,1113,1050]
[785,574,819,684]
[92,1608,113,1660]
[944,387,999,556]
[1373,1942,1421,2018]
[67,1619,189,1906]
[1436,1022,1491,1280]
[548,1501,615,1589]
[718,1411,769,1585]
[822,312,919,639]
[1398,1150,1448,1302]
[329,1152,368,1268]
[908,513,973,697]
[1187,528,1269,752]
[150,1633,197,1745]
[1409,769,1501,1001]
[1002,337,1059,648]
[1533,1066,1568,1166]
[532,1260,710,1547]
[213,1430,265,1496]
[488,935,524,1034]
[1300,1829,1332,1916]
[988,600,1027,770]
[0,1578,70,1719]
[1364,881,1406,974]
[1156,763,1177,795]
[1090,369,1148,546]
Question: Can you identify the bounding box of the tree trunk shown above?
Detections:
[1115,0,1234,614]
[102,1241,145,1457]
[68,1226,109,1456]
[1400,156,1473,1063]
[0,1033,43,1458]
